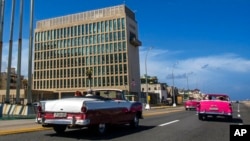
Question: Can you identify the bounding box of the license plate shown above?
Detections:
[209,107,218,111]
[54,112,67,117]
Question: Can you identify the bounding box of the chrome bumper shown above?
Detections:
[42,118,90,126]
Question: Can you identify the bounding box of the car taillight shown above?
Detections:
[81,106,87,113]
[37,106,42,112]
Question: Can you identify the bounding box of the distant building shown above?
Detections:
[0,68,25,90]
[33,4,142,99]
[0,68,26,103]
[140,75,168,104]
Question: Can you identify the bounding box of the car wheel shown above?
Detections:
[97,123,106,135]
[198,114,206,120]
[53,125,67,134]
[130,114,139,128]
[227,116,233,121]
[198,114,203,120]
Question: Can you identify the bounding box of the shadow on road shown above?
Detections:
[203,117,243,123]
[45,125,155,140]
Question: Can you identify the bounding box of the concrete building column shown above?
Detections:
[58,92,61,99]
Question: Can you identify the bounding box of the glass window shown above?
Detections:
[114,32,117,41]
[78,25,81,35]
[110,43,113,53]
[89,23,92,34]
[109,20,113,32]
[101,21,105,33]
[109,33,112,41]
[101,34,105,43]
[82,36,85,45]
[105,21,109,32]
[85,24,88,35]
[120,76,123,85]
[85,36,88,45]
[97,34,101,43]
[114,43,117,52]
[82,24,84,35]
[67,27,70,37]
[93,35,97,44]
[71,27,74,37]
[123,41,126,51]
[97,45,100,54]
[113,19,117,31]
[93,23,96,33]
[105,33,108,42]
[89,35,93,44]
[121,18,125,29]
[123,53,127,62]
[117,18,121,30]
[118,31,121,40]
[122,31,126,40]
[97,22,101,33]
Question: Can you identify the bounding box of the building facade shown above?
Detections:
[33,5,142,98]
[0,68,26,103]
[140,75,168,104]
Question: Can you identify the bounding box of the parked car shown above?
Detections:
[196,94,233,121]
[36,89,143,134]
[184,99,200,111]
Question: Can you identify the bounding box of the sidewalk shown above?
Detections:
[0,106,184,136]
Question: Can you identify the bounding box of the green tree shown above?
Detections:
[86,68,92,89]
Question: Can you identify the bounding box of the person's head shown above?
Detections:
[87,89,93,94]
[74,91,82,96]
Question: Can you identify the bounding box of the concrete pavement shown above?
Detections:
[0,106,184,136]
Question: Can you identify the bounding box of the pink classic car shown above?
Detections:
[196,94,233,120]
[36,89,143,134]
[184,100,200,111]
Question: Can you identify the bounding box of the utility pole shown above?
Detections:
[145,47,153,110]
[5,0,16,104]
[27,0,34,105]
[0,0,5,75]
[16,0,24,104]
[172,62,178,107]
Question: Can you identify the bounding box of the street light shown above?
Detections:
[145,47,153,110]
[172,62,178,107]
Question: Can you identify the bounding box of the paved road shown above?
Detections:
[0,106,184,136]
[0,102,249,141]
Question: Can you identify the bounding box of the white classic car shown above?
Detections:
[36,89,143,134]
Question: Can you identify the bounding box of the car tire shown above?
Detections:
[198,114,203,120]
[198,114,206,120]
[130,114,139,129]
[226,116,233,121]
[53,125,67,134]
[97,123,107,135]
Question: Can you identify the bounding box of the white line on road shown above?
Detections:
[158,120,180,127]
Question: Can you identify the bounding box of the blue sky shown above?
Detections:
[1,0,250,100]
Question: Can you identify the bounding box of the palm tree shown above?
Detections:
[86,68,92,89]
[22,79,28,89]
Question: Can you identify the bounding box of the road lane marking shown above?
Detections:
[0,127,51,136]
[158,120,180,127]
[0,108,184,136]
[143,109,183,117]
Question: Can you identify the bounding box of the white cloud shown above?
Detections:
[139,47,250,100]
[1,39,30,78]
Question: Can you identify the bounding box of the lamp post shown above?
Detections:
[172,62,178,107]
[145,47,153,110]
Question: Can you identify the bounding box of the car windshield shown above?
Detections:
[82,89,126,100]
[95,90,125,100]
[205,95,229,101]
